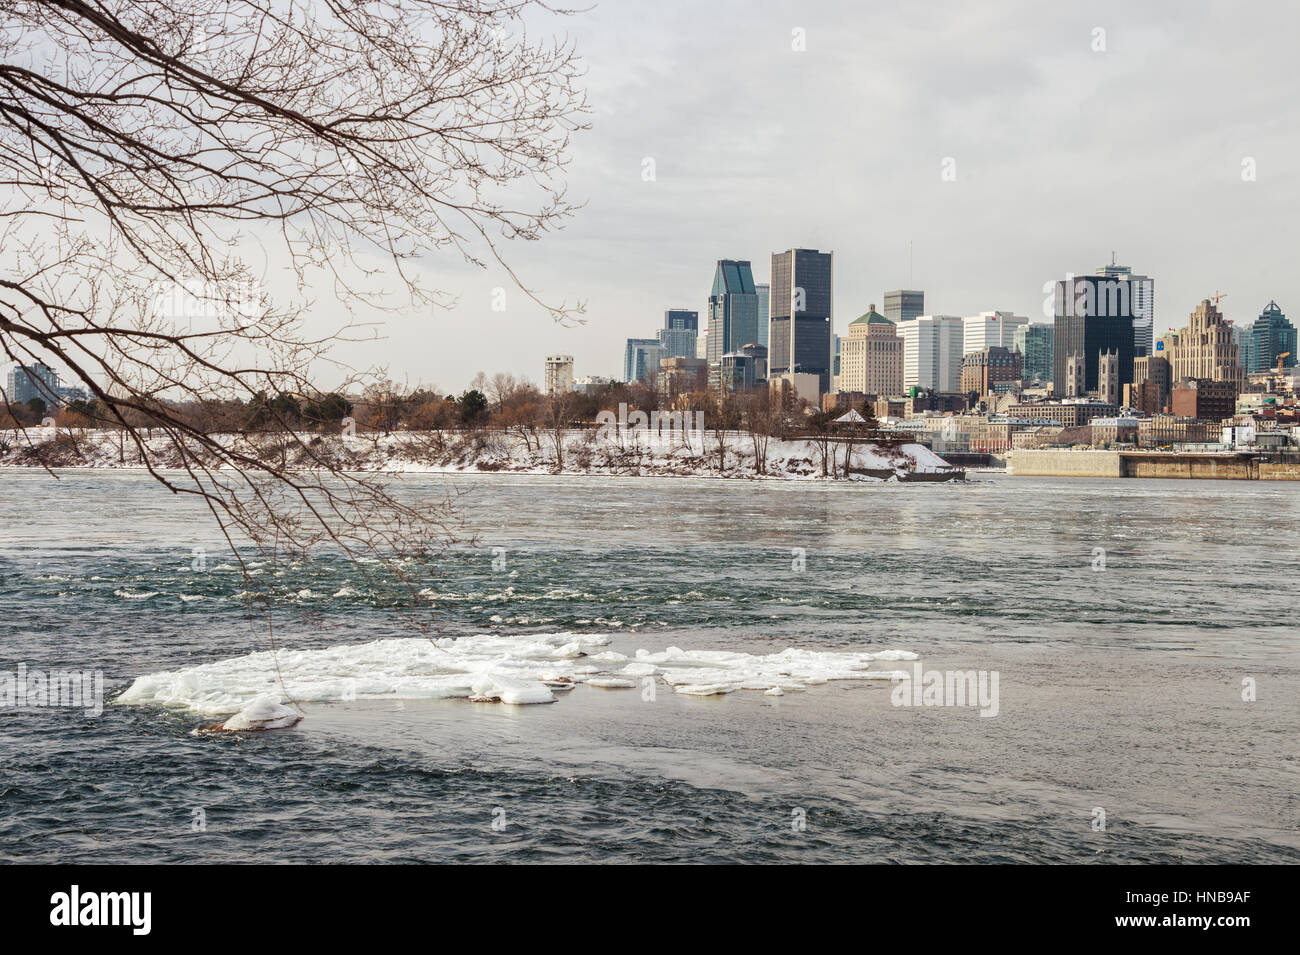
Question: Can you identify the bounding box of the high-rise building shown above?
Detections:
[623,338,664,384]
[838,306,903,396]
[716,344,769,393]
[1231,323,1257,376]
[1155,299,1243,386]
[5,362,60,406]
[664,308,698,332]
[1014,324,1054,383]
[1053,274,1137,397]
[898,315,963,392]
[963,311,1029,355]
[1250,301,1296,374]
[755,284,770,349]
[656,308,699,360]
[769,248,834,395]
[1096,261,1154,357]
[884,290,924,323]
[705,260,760,364]
[543,355,574,395]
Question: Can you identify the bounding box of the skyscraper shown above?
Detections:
[884,290,924,323]
[1096,260,1154,357]
[705,260,760,363]
[623,338,663,384]
[1155,299,1242,386]
[963,311,1029,355]
[1250,301,1296,374]
[1053,274,1137,395]
[5,362,60,405]
[769,248,834,394]
[838,306,903,396]
[755,284,770,349]
[658,308,699,359]
[898,315,963,392]
[1013,324,1054,383]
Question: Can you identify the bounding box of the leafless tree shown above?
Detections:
[739,387,776,475]
[0,1,589,619]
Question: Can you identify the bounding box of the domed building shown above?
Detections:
[837,305,902,396]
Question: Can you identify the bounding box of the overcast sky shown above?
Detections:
[318,0,1300,392]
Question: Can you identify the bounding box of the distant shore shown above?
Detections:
[0,427,963,482]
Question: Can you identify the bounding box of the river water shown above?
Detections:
[1,469,1296,862]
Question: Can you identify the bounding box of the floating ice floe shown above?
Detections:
[215,695,302,731]
[116,633,918,721]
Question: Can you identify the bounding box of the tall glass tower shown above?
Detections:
[705,261,759,363]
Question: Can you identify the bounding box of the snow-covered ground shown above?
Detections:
[0,426,956,481]
[116,631,921,714]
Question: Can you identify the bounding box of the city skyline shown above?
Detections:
[327,0,1299,391]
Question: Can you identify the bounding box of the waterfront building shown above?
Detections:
[1138,415,1221,448]
[884,289,924,323]
[1006,400,1119,428]
[768,248,834,395]
[838,306,903,397]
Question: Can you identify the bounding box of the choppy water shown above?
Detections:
[1,469,1297,863]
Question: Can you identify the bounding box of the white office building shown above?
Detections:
[898,315,964,392]
[963,311,1029,355]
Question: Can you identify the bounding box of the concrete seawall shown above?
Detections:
[1006,450,1125,478]
[1007,449,1300,481]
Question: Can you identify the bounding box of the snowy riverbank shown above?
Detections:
[0,427,958,481]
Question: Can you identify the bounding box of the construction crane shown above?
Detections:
[1278,351,1291,378]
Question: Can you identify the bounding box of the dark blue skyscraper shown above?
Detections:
[1251,301,1296,373]
[705,261,759,363]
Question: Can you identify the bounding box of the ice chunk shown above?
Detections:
[219,696,301,731]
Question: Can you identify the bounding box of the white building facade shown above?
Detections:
[899,315,964,392]
[963,311,1029,356]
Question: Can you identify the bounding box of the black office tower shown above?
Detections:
[769,248,834,394]
[1053,275,1136,395]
